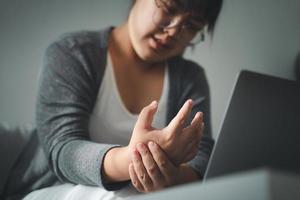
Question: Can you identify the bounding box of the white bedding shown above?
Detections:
[24,183,141,200]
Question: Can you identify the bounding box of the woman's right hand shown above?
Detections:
[127,99,204,166]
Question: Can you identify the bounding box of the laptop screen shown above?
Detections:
[204,70,300,180]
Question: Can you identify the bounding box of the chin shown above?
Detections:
[138,50,168,63]
[134,43,171,63]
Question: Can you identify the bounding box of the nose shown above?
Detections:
[164,25,182,38]
[163,15,187,39]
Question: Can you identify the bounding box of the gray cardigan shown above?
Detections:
[4,27,214,198]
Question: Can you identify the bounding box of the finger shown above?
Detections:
[183,113,204,142]
[191,112,203,127]
[179,114,203,153]
[137,143,165,188]
[166,99,193,133]
[147,141,177,183]
[189,112,203,134]
[135,101,158,130]
[182,123,204,163]
[129,163,145,192]
[131,148,153,191]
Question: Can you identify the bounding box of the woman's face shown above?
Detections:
[128,0,204,63]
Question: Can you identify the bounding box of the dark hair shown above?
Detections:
[172,0,223,36]
[130,0,223,36]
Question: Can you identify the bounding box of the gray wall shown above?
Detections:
[1,0,299,138]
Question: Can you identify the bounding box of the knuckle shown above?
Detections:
[141,174,151,184]
[133,180,138,186]
[164,133,174,145]
[158,159,167,168]
[140,173,146,181]
[148,165,157,175]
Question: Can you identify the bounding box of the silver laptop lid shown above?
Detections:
[204,70,300,180]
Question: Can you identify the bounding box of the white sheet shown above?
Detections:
[24,183,141,200]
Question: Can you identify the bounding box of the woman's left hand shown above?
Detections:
[129,141,192,193]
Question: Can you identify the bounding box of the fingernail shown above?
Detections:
[150,101,157,107]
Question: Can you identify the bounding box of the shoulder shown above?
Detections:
[41,28,113,91]
[45,27,112,57]
[43,27,113,73]
[53,30,101,50]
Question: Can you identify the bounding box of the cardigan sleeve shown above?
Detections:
[176,60,215,178]
[36,39,128,190]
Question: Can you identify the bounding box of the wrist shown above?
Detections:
[103,146,131,183]
[178,164,200,184]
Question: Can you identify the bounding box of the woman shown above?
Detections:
[4,0,223,199]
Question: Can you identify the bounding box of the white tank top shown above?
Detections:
[88,53,169,146]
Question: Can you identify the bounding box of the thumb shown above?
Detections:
[136,101,158,130]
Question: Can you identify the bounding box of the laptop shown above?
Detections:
[204,70,300,180]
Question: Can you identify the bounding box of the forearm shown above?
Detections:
[102,146,131,183]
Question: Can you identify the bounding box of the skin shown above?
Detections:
[129,141,200,192]
[103,100,204,182]
[102,0,206,191]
